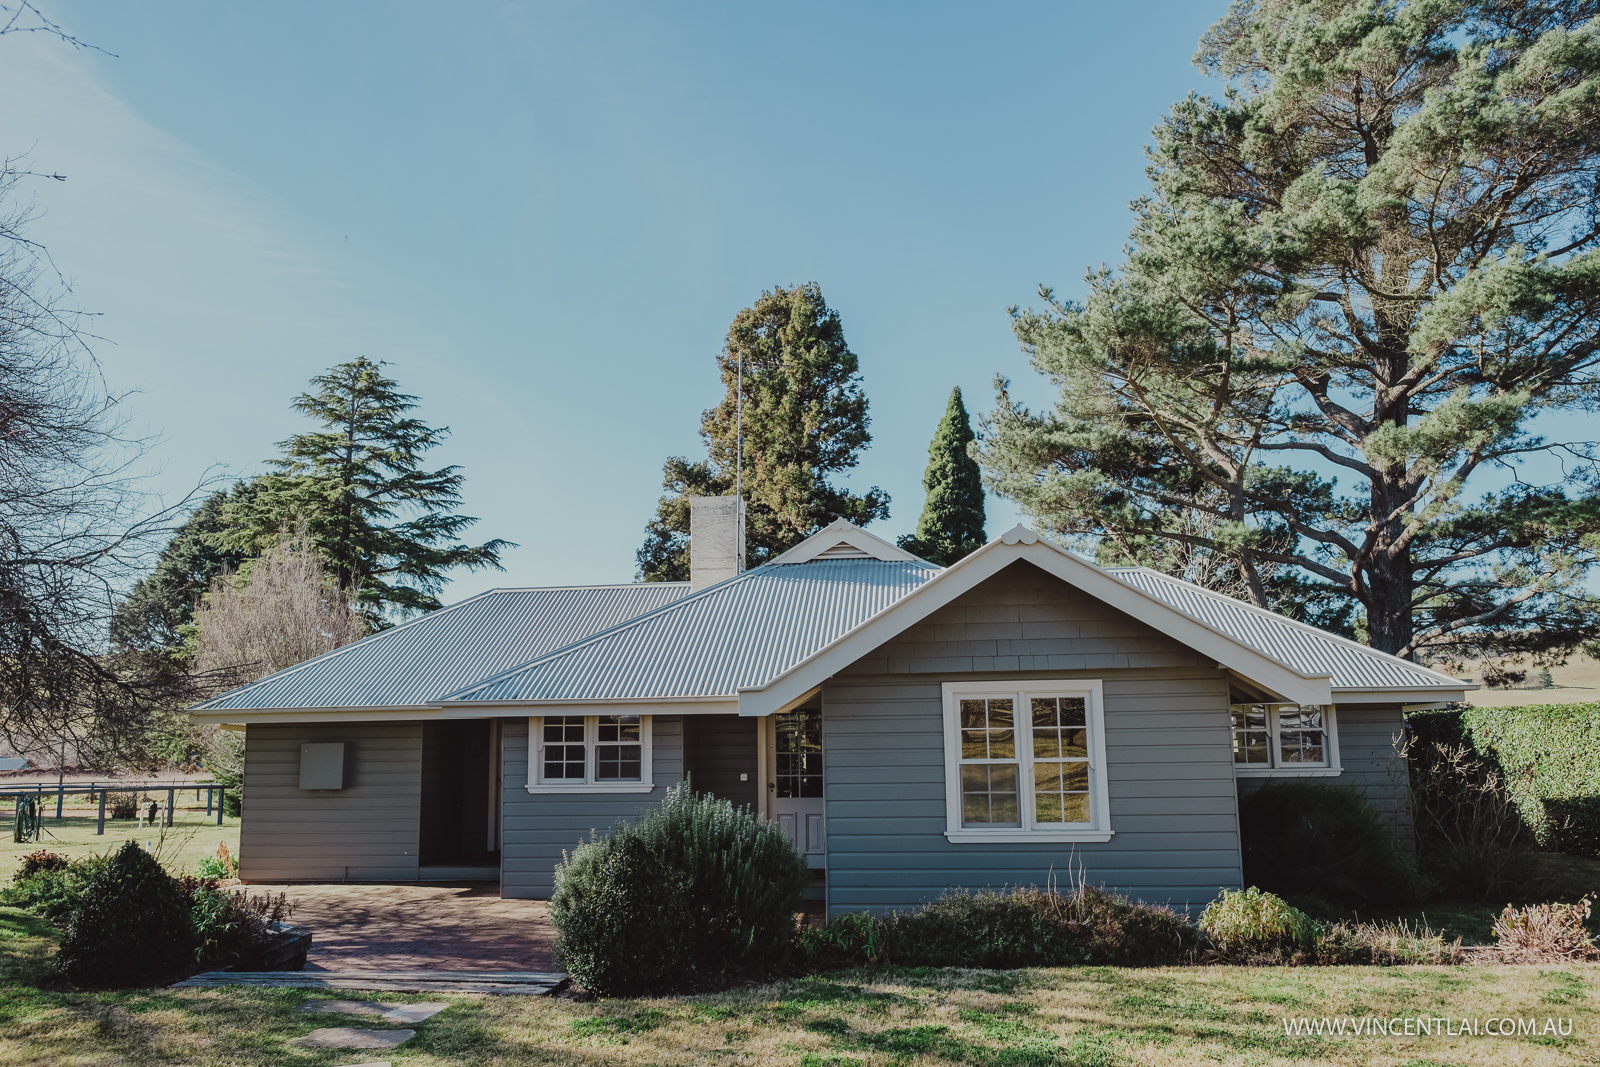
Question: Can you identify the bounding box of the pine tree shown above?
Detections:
[899,388,985,566]
[981,0,1600,662]
[638,284,889,580]
[221,358,511,618]
[112,482,260,654]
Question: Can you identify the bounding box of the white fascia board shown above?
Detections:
[738,537,1332,716]
[439,697,738,718]
[1332,689,1473,705]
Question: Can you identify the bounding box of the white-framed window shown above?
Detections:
[1230,703,1341,776]
[941,680,1112,843]
[526,714,655,793]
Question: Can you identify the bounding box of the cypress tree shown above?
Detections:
[899,387,985,566]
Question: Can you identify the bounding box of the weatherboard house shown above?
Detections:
[189,498,1472,915]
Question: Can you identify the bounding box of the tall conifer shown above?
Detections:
[899,387,985,566]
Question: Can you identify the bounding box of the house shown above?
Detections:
[188,497,1473,916]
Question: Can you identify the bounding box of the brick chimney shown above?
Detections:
[689,496,744,591]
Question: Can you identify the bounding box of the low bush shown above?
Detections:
[1313,918,1465,966]
[1,852,112,924]
[1239,780,1423,909]
[57,841,198,987]
[1200,887,1318,961]
[1405,736,1551,903]
[804,884,1199,970]
[182,879,293,963]
[551,781,810,996]
[1492,895,1600,964]
[108,793,138,820]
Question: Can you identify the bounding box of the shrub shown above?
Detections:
[805,883,1199,970]
[108,793,138,820]
[16,850,69,879]
[1408,703,1600,856]
[182,880,293,963]
[57,841,197,987]
[0,853,111,924]
[1239,780,1423,909]
[1405,736,1550,902]
[1313,918,1464,966]
[551,781,809,996]
[1492,895,1600,964]
[1200,887,1318,961]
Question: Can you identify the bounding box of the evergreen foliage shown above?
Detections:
[981,0,1600,659]
[1199,887,1319,961]
[218,358,512,618]
[1238,780,1423,909]
[550,781,809,994]
[899,387,985,566]
[110,482,259,654]
[57,841,196,987]
[638,284,889,580]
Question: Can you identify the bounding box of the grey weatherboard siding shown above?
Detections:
[499,717,685,899]
[823,561,1242,917]
[240,722,423,882]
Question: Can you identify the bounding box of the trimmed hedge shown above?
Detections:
[1409,703,1600,856]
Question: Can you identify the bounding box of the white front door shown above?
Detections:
[768,706,825,867]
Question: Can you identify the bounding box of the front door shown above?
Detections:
[768,706,824,867]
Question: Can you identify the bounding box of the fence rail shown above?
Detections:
[8,782,229,837]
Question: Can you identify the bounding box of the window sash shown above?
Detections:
[954,689,1097,832]
[535,715,651,786]
[1231,703,1331,769]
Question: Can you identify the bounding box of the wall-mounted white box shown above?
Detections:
[299,742,346,790]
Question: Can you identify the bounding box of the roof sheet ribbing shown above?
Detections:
[1107,567,1462,691]
[192,583,691,711]
[442,559,942,703]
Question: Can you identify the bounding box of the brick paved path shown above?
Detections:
[253,883,557,972]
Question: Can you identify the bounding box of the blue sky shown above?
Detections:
[0,1,1226,597]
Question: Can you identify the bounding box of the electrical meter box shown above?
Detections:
[299,742,346,790]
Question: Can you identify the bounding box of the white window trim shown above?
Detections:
[941,679,1113,843]
[526,715,655,793]
[1231,702,1342,778]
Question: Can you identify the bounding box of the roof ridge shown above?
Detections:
[1110,566,1461,685]
[437,559,933,703]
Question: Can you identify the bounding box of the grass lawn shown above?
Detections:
[1,800,241,884]
[3,906,1598,1067]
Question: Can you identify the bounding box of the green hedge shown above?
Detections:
[1408,703,1600,856]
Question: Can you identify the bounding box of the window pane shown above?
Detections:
[961,730,988,759]
[1034,732,1061,759]
[960,699,987,729]
[597,744,642,781]
[989,729,1015,759]
[544,742,585,780]
[1031,697,1058,728]
[1035,792,1063,823]
[544,715,583,744]
[1062,763,1089,792]
[1059,697,1086,727]
[1062,792,1091,823]
[775,707,822,799]
[987,698,1013,728]
[960,763,1020,827]
[1231,703,1272,765]
[1062,728,1087,758]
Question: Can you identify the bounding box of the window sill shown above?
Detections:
[945,830,1114,844]
[526,783,656,794]
[1235,767,1341,778]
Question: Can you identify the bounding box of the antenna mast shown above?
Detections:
[735,349,744,573]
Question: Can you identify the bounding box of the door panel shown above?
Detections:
[769,706,825,868]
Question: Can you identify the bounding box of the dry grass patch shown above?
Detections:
[1,812,240,883]
[2,909,1598,1065]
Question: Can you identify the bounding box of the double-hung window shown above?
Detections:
[1230,703,1340,776]
[527,714,654,793]
[942,680,1111,843]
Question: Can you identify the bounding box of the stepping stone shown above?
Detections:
[288,1028,415,1050]
[300,999,448,1023]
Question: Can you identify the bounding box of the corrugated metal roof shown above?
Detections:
[1107,567,1462,691]
[192,583,692,711]
[442,559,942,703]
